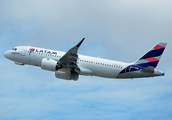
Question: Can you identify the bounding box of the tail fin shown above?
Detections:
[133,42,167,68]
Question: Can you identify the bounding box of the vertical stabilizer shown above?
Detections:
[134,42,167,68]
[118,42,167,76]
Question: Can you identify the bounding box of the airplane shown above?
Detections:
[4,38,167,81]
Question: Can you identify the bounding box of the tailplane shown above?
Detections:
[133,42,167,69]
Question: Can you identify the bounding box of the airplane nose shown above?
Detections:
[4,51,10,59]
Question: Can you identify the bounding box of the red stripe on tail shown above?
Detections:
[154,45,165,50]
[144,57,159,62]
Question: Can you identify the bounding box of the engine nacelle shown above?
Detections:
[41,58,58,71]
[55,71,79,81]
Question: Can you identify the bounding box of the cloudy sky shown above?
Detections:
[0,0,172,120]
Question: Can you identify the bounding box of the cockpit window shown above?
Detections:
[12,48,17,51]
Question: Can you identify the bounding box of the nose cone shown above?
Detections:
[4,51,10,59]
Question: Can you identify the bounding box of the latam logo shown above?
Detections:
[29,48,35,51]
[35,49,57,55]
[29,48,58,55]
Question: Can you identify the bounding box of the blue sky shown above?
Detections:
[0,0,172,120]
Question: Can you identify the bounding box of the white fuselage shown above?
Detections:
[4,46,164,80]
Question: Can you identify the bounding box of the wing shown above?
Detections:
[56,38,85,73]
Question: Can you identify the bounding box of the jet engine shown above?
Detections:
[41,58,58,71]
[55,71,79,81]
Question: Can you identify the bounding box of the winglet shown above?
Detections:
[76,38,85,47]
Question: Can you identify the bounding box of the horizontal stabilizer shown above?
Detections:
[141,66,154,73]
